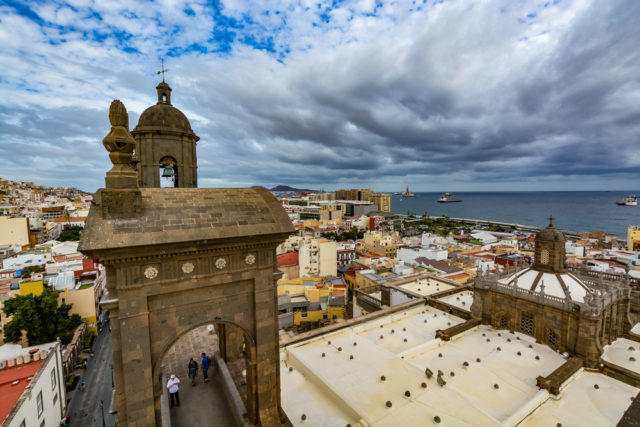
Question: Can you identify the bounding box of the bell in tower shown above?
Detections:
[131,76,199,188]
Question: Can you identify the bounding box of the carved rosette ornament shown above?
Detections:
[245,254,256,265]
[215,258,227,269]
[144,266,159,280]
[182,262,194,274]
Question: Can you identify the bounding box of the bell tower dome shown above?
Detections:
[131,80,199,188]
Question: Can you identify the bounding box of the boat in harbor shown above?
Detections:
[438,192,462,203]
[402,185,417,197]
[616,195,638,206]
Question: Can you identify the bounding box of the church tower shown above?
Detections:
[532,216,567,274]
[132,80,199,188]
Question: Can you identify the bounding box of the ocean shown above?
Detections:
[390,191,639,239]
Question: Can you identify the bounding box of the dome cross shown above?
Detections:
[157,59,168,82]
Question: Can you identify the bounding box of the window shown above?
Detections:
[37,391,43,417]
[520,312,534,336]
[53,393,58,404]
[499,314,508,329]
[51,369,56,389]
[19,421,25,427]
[540,249,549,265]
[547,328,558,350]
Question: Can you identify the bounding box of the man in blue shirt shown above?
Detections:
[201,352,210,383]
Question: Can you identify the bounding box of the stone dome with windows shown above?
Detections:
[131,80,199,188]
[132,81,198,138]
[495,217,592,303]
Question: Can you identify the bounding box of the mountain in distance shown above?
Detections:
[268,185,318,193]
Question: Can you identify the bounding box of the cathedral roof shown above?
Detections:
[498,268,591,303]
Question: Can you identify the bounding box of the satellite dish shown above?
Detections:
[207,324,214,332]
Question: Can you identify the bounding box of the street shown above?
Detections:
[67,327,117,427]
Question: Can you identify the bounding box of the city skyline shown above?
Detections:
[1,0,639,192]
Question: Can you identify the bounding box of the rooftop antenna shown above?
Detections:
[157,59,168,82]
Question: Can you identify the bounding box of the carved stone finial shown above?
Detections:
[109,99,129,128]
[103,100,138,189]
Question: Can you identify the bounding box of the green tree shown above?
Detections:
[59,225,83,241]
[2,290,82,345]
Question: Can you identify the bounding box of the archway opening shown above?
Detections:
[159,156,178,188]
[156,322,255,426]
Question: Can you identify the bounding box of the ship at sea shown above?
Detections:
[402,185,417,197]
[616,195,638,206]
[437,192,462,203]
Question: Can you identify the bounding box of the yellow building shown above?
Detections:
[59,285,99,333]
[0,216,30,247]
[369,193,391,212]
[363,231,398,258]
[278,277,346,325]
[19,280,44,296]
[628,225,640,251]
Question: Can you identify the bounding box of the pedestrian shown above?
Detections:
[188,358,198,386]
[81,380,86,390]
[167,374,180,408]
[201,352,210,383]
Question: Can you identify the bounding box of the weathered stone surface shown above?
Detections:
[80,187,292,253]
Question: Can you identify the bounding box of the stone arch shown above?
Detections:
[152,318,259,423]
[152,318,256,379]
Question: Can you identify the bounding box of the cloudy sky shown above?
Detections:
[1,0,638,192]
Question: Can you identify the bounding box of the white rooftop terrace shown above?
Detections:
[397,276,457,296]
[436,289,474,310]
[602,337,640,376]
[281,306,639,426]
[521,371,638,426]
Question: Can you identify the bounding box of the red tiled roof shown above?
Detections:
[0,359,44,423]
[446,272,469,280]
[277,252,299,267]
[53,254,84,263]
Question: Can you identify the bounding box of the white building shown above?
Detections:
[0,341,66,426]
[397,247,448,264]
[2,252,52,270]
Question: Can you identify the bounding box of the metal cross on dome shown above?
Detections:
[548,215,554,226]
[157,59,168,82]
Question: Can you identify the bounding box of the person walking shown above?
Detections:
[167,374,180,408]
[201,352,210,383]
[188,358,198,386]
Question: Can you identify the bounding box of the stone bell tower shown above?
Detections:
[132,80,199,188]
[80,99,293,426]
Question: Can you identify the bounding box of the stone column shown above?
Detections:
[117,295,155,426]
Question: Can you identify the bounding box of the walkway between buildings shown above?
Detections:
[163,325,235,427]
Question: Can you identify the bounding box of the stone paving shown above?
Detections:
[160,325,235,427]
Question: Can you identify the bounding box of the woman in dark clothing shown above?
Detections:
[188,358,198,386]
